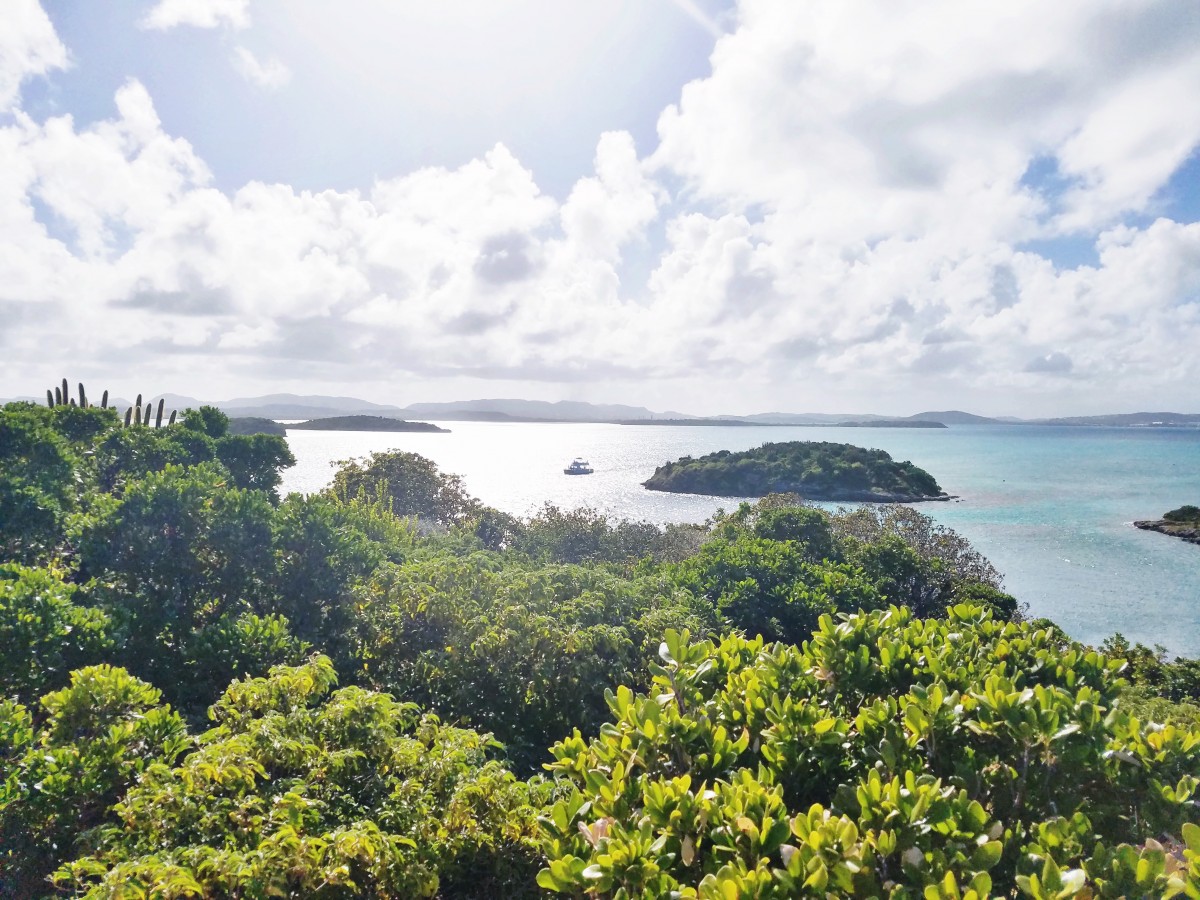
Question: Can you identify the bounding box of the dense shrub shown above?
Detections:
[538,609,1200,898]
[0,564,111,705]
[0,666,189,896]
[55,658,548,899]
[350,554,717,770]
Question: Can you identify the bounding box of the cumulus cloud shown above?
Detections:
[0,0,68,111]
[139,0,250,31]
[2,0,1200,413]
[231,46,290,89]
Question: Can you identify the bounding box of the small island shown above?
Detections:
[287,415,449,433]
[1134,505,1200,546]
[643,440,950,502]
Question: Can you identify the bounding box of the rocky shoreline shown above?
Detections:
[1134,519,1200,546]
[642,480,954,503]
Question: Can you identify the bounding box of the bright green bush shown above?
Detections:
[56,657,549,899]
[0,666,189,897]
[538,608,1200,898]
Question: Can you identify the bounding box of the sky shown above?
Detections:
[2,0,1200,416]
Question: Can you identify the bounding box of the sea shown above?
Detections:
[278,422,1200,656]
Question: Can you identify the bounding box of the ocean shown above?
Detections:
[278,422,1200,655]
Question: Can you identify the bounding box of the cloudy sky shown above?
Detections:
[3,0,1199,415]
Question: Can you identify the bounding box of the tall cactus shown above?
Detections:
[43,380,183,427]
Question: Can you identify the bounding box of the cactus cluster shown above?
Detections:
[45,379,177,427]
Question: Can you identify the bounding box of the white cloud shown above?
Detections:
[231,46,291,89]
[139,0,250,31]
[0,0,68,112]
[2,0,1200,414]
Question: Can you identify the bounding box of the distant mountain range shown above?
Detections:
[3,392,1198,428]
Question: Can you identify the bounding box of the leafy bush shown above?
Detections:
[0,405,80,562]
[330,450,480,529]
[0,666,189,896]
[0,564,111,705]
[350,553,717,770]
[56,658,548,899]
[538,609,1200,898]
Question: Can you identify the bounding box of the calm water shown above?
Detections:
[279,423,1200,655]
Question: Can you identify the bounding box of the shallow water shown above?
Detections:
[279,422,1200,655]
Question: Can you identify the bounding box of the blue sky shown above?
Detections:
[3,0,1200,416]
[30,1,724,196]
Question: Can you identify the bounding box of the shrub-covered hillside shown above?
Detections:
[643,441,948,501]
[1,389,1198,898]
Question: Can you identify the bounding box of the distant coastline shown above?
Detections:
[4,391,1197,428]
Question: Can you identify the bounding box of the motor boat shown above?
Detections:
[564,458,594,475]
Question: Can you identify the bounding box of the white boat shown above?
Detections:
[564,458,594,475]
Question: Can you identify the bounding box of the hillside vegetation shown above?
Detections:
[644,440,948,501]
[1,390,1198,898]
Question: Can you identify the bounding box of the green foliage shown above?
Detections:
[270,492,394,661]
[75,462,278,692]
[0,564,111,705]
[179,404,230,438]
[1163,505,1200,523]
[952,580,1021,620]
[644,440,945,499]
[670,533,875,643]
[0,404,81,562]
[216,431,297,496]
[351,553,717,771]
[509,503,706,566]
[330,450,480,529]
[830,504,1002,588]
[750,503,837,559]
[176,612,310,712]
[1101,634,1200,734]
[539,611,1200,898]
[92,406,293,497]
[56,658,548,899]
[0,666,189,897]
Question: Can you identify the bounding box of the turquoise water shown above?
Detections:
[278,423,1200,655]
